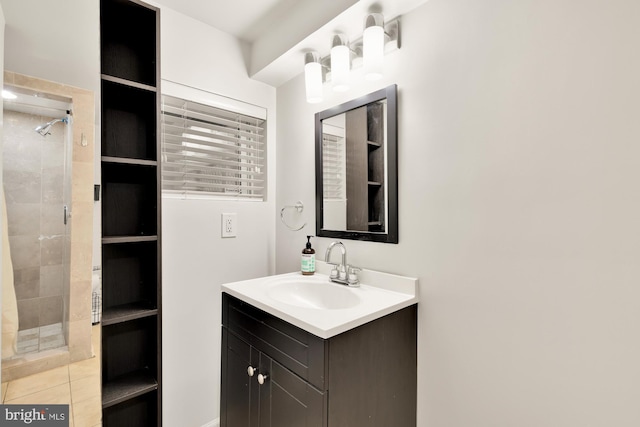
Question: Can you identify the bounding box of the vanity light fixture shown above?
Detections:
[363,13,385,81]
[302,14,400,103]
[330,34,350,92]
[305,51,324,104]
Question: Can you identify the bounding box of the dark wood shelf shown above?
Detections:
[100,0,157,86]
[102,240,157,314]
[367,140,381,148]
[102,156,158,166]
[102,235,158,244]
[101,80,158,161]
[101,0,161,424]
[101,74,156,92]
[102,370,158,409]
[368,181,382,186]
[102,162,158,237]
[102,303,158,326]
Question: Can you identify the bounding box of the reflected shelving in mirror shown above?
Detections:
[315,84,398,243]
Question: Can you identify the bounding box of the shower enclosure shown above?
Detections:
[2,85,73,360]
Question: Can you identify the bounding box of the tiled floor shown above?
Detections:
[1,324,101,427]
[15,322,66,356]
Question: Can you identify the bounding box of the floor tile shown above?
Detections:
[17,330,38,340]
[41,322,63,336]
[17,343,39,354]
[41,336,66,351]
[70,375,100,404]
[17,337,39,348]
[15,323,66,355]
[69,355,99,382]
[5,382,71,405]
[5,365,69,401]
[3,323,101,426]
[72,395,101,426]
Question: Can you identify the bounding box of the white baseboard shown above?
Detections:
[202,419,219,427]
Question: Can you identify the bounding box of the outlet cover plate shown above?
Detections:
[222,213,237,238]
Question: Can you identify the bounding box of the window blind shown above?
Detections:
[322,128,346,201]
[161,94,266,199]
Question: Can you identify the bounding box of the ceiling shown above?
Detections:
[150,0,298,43]
[151,0,430,86]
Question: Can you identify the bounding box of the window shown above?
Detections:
[321,121,346,202]
[161,86,266,200]
[322,132,346,201]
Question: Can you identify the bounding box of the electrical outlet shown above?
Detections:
[221,213,237,238]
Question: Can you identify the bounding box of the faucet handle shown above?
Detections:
[347,266,362,287]
[326,262,340,279]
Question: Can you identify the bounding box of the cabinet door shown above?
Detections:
[221,329,260,427]
[258,354,324,427]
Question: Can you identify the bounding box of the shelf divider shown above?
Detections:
[102,370,158,409]
[102,303,158,326]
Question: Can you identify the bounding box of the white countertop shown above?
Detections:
[221,261,419,339]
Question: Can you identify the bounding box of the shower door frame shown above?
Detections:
[1,71,95,381]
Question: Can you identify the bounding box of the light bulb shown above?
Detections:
[363,14,384,81]
[304,52,323,104]
[331,35,350,92]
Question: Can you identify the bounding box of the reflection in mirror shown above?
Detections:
[322,101,387,231]
[316,85,397,243]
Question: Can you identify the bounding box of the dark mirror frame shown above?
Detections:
[315,84,398,243]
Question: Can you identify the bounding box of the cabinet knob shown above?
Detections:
[257,373,269,385]
[247,366,257,377]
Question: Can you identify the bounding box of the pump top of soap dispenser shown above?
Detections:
[305,235,313,250]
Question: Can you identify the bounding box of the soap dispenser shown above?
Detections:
[301,235,316,275]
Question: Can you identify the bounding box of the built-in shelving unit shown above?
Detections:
[366,101,385,232]
[100,0,161,425]
[345,101,386,232]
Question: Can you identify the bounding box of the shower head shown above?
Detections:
[35,117,68,136]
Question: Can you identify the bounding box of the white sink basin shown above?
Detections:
[266,276,360,310]
[222,262,418,338]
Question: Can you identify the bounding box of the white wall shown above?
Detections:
[276,0,640,426]
[155,6,276,427]
[0,0,100,93]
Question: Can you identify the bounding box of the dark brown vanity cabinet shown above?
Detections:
[100,0,162,425]
[222,331,324,427]
[221,293,417,427]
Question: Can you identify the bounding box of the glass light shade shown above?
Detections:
[363,24,384,81]
[331,44,350,92]
[2,90,17,99]
[305,61,323,104]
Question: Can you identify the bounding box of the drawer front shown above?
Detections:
[223,293,326,390]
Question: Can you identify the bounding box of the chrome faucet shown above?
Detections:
[324,241,361,287]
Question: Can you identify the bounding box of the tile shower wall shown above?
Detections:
[3,110,68,332]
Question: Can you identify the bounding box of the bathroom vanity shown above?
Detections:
[220,263,418,427]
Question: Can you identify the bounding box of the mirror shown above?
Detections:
[315,85,398,243]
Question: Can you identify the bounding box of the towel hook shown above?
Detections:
[280,201,306,231]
